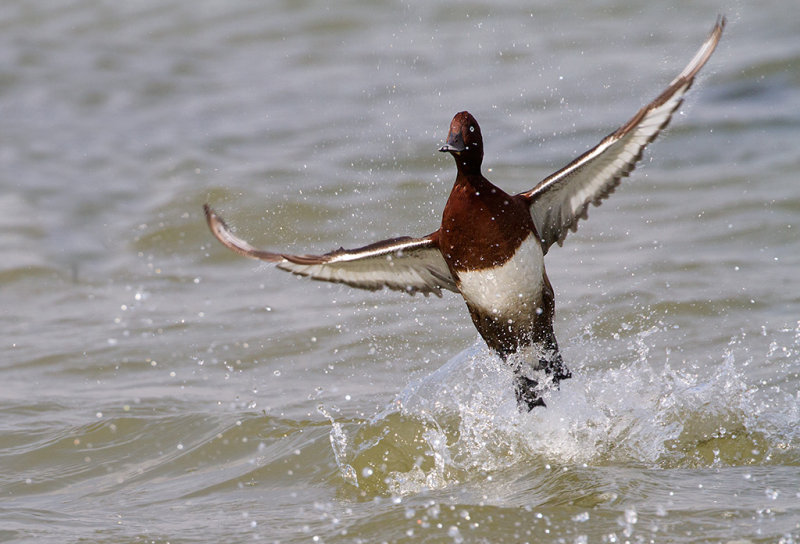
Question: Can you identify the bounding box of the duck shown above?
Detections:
[204,17,725,410]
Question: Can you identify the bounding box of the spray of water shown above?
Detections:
[322,321,800,495]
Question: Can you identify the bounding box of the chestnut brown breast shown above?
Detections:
[439,175,537,274]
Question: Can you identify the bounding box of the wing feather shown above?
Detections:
[520,16,725,253]
[204,205,457,296]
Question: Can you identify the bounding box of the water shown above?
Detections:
[1,1,799,542]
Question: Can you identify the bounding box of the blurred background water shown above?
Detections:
[1,1,799,542]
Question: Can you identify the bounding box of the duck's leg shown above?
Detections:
[511,323,571,411]
[515,374,547,409]
[465,297,570,410]
[512,275,571,410]
[513,350,569,411]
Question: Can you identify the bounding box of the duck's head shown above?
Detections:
[439,111,483,174]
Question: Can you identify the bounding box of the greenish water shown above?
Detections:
[2,1,799,542]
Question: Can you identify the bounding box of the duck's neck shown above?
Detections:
[454,155,482,178]
[455,169,492,194]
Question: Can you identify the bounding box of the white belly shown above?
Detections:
[456,234,545,318]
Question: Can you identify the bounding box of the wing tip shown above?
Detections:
[203,204,285,263]
[203,202,216,226]
[715,14,727,35]
[203,203,229,242]
[672,15,726,85]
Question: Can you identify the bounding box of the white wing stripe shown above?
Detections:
[204,205,457,296]
[520,18,723,252]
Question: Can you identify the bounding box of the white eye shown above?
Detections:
[469,126,475,133]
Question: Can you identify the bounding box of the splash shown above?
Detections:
[324,322,800,495]
[318,404,359,488]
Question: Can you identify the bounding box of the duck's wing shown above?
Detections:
[519,16,725,254]
[204,205,458,296]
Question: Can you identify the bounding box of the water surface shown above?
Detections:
[2,1,799,542]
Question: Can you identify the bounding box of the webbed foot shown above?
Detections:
[514,354,571,411]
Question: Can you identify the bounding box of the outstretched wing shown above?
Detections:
[519,16,725,254]
[204,205,458,296]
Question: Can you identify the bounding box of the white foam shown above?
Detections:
[326,323,800,494]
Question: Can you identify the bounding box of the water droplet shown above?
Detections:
[765,488,780,500]
[447,526,463,543]
[572,512,590,522]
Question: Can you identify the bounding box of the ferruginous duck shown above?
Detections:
[204,18,724,410]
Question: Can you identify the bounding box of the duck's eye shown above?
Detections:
[469,126,475,133]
